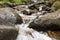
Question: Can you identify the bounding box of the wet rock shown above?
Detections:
[29,9,60,31]
[21,10,32,15]
[14,5,37,15]
[6,2,18,7]
[0,7,23,25]
[21,9,39,15]
[28,3,40,10]
[0,25,18,40]
[47,31,60,40]
[14,4,28,8]
[28,9,60,40]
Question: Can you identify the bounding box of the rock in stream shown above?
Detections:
[0,24,18,40]
[0,7,23,25]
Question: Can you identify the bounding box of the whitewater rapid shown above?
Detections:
[16,24,54,40]
[15,11,56,40]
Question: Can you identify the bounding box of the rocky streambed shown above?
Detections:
[0,1,60,40]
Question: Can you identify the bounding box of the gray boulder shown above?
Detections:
[29,9,60,31]
[0,25,18,40]
[28,9,60,40]
[0,7,23,25]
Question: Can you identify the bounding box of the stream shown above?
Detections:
[15,11,56,40]
[15,3,56,40]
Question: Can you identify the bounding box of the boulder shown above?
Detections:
[29,9,60,31]
[21,10,32,15]
[28,9,60,40]
[21,9,38,15]
[28,3,40,10]
[0,24,18,40]
[0,7,23,25]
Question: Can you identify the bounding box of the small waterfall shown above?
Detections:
[15,6,56,40]
[16,10,52,40]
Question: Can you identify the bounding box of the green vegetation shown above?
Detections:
[0,0,60,11]
[48,0,56,4]
[0,0,27,4]
[48,0,60,4]
[51,1,60,11]
[3,0,9,3]
[9,0,22,4]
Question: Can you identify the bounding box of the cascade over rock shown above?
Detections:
[28,9,60,40]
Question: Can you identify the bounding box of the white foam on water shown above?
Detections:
[16,6,56,40]
[16,24,53,40]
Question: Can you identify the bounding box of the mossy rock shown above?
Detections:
[51,1,60,11]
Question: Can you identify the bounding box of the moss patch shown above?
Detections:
[51,1,60,11]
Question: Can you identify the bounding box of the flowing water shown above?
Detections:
[15,12,55,40]
[15,5,56,40]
